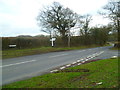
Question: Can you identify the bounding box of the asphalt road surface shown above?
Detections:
[1,46,118,85]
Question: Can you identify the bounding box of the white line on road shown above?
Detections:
[49,54,68,58]
[86,58,88,60]
[77,60,80,62]
[0,60,37,68]
[80,59,84,61]
[50,69,58,73]
[77,51,82,52]
[60,66,66,70]
[78,63,81,65]
[88,49,92,50]
[78,50,86,52]
[81,61,85,63]
[72,62,77,64]
[66,64,71,67]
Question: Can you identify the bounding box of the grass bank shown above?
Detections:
[3,58,118,88]
[2,45,102,59]
[110,47,120,50]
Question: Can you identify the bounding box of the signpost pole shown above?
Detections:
[52,40,54,47]
[50,38,56,47]
[68,21,70,47]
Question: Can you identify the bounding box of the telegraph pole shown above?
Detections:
[68,21,71,47]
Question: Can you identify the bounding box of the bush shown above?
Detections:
[2,36,50,50]
[114,42,120,48]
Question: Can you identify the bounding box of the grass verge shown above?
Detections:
[2,45,101,59]
[2,58,118,88]
[110,47,120,50]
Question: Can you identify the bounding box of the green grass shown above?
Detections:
[2,58,118,88]
[2,45,101,59]
[110,47,120,50]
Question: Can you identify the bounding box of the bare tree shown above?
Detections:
[100,0,120,41]
[80,14,92,36]
[76,14,92,45]
[37,2,76,46]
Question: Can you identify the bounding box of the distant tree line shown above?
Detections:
[2,25,112,50]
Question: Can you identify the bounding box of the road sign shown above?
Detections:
[50,37,56,47]
[50,38,56,41]
[9,45,16,48]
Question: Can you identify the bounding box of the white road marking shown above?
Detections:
[50,69,58,73]
[81,61,85,63]
[88,57,92,60]
[49,54,68,58]
[78,63,81,65]
[96,53,99,55]
[77,60,80,62]
[68,51,105,67]
[78,50,86,52]
[89,49,92,50]
[0,60,37,68]
[92,53,96,56]
[85,59,89,61]
[60,66,66,70]
[50,50,105,71]
[80,59,84,61]
[66,64,71,67]
[77,51,82,52]
[87,55,92,57]
[86,56,90,59]
[72,62,77,64]
[92,55,96,57]
[101,51,104,53]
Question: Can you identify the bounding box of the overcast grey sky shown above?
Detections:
[0,0,110,37]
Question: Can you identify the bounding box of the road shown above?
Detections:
[1,46,118,85]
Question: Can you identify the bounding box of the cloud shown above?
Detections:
[90,14,110,27]
[0,0,41,37]
[56,0,108,14]
[0,0,109,37]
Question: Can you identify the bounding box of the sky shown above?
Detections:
[0,0,110,37]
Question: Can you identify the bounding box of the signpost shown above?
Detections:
[8,45,16,48]
[50,37,56,47]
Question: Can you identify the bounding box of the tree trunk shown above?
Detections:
[61,30,68,46]
[117,19,120,42]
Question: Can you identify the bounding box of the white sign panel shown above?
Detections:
[50,38,56,47]
[9,45,16,47]
[50,38,56,41]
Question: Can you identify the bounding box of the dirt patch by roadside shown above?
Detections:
[55,69,90,73]
[70,74,89,82]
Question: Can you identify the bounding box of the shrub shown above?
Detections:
[114,42,120,48]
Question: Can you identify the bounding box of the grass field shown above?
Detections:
[2,58,118,88]
[2,45,102,59]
